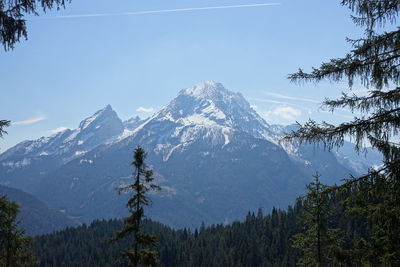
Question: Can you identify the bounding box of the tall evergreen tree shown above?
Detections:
[0,0,70,50]
[286,0,400,264]
[292,173,343,267]
[110,146,161,267]
[0,196,38,267]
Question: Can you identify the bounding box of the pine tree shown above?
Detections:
[0,120,37,267]
[0,196,38,267]
[0,0,70,50]
[110,146,161,267]
[286,0,400,264]
[292,173,343,267]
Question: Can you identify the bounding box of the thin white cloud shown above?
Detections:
[248,97,291,105]
[136,106,155,113]
[13,116,47,126]
[249,97,308,111]
[53,3,280,19]
[49,127,70,134]
[262,106,302,121]
[318,110,354,119]
[264,92,320,104]
[272,106,302,120]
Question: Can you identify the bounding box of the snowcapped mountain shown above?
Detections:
[120,81,277,162]
[154,81,275,141]
[0,105,124,162]
[0,105,136,192]
[0,81,382,229]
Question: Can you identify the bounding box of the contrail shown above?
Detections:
[52,3,280,19]
[264,92,320,104]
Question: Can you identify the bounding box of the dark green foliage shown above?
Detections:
[110,146,161,266]
[34,187,388,267]
[289,0,399,89]
[0,0,69,50]
[0,122,37,265]
[292,174,343,266]
[0,196,37,267]
[34,208,302,267]
[286,0,400,265]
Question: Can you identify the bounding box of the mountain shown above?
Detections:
[0,81,382,228]
[123,115,144,130]
[1,105,123,160]
[0,105,125,192]
[333,142,383,174]
[0,185,79,235]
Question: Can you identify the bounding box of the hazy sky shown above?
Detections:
[1,0,366,151]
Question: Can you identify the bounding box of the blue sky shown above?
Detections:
[1,0,366,151]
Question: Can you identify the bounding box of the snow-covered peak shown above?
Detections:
[146,81,276,143]
[0,105,124,161]
[180,81,229,99]
[78,104,114,130]
[64,105,124,146]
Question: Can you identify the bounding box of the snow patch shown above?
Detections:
[80,159,93,164]
[81,114,99,130]
[64,130,80,143]
[178,114,217,127]
[2,158,31,168]
[75,151,86,156]
[201,101,226,120]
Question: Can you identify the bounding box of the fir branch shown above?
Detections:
[323,87,400,113]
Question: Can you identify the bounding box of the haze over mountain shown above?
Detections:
[0,185,79,235]
[0,82,382,229]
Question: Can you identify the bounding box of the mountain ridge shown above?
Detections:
[0,81,382,229]
[0,185,79,235]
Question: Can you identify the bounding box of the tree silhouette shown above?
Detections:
[286,0,400,264]
[110,146,161,267]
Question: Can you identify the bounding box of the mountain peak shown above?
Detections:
[180,81,229,99]
[146,82,275,145]
[79,105,115,130]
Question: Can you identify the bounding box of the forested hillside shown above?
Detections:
[34,192,367,267]
[34,208,301,267]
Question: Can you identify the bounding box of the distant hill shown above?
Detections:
[0,185,79,236]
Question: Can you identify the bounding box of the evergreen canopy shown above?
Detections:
[286,0,400,264]
[0,196,37,267]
